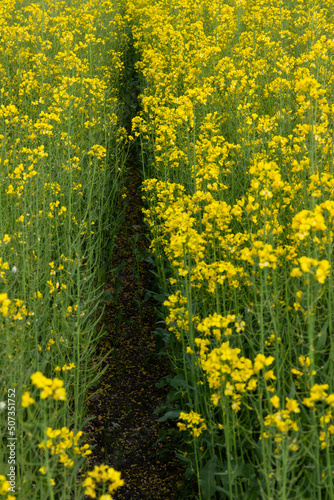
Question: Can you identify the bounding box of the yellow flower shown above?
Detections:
[254,354,274,373]
[270,395,280,408]
[286,398,300,413]
[247,379,257,391]
[325,394,334,406]
[310,384,329,401]
[315,260,331,284]
[40,386,53,399]
[53,387,66,401]
[31,372,66,400]
[290,268,303,278]
[177,422,187,431]
[21,391,35,408]
[291,368,303,377]
[0,475,10,494]
[46,428,61,439]
[298,355,310,367]
[264,370,276,381]
[31,371,52,389]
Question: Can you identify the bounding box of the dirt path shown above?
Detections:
[85,162,186,499]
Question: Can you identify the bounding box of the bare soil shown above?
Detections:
[85,165,186,499]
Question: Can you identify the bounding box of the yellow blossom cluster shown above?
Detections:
[290,256,331,284]
[177,411,207,437]
[38,427,92,469]
[30,371,66,401]
[54,363,76,372]
[263,387,334,451]
[0,293,30,321]
[0,476,10,495]
[82,465,124,499]
[263,398,300,446]
[197,341,274,412]
[0,475,15,500]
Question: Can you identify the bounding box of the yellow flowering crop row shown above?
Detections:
[0,0,125,498]
[125,0,334,497]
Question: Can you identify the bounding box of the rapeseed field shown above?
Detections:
[126,0,334,497]
[2,0,334,498]
[0,0,126,498]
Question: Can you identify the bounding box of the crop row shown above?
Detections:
[126,0,334,498]
[0,1,126,498]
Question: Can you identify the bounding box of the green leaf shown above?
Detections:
[175,451,190,463]
[246,485,261,500]
[169,373,188,389]
[200,456,218,498]
[158,410,181,422]
[155,373,172,388]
